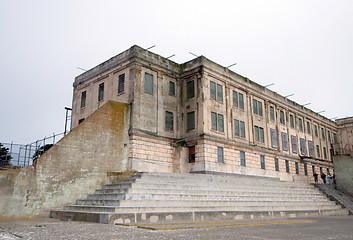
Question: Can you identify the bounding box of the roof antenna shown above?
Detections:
[146,45,156,50]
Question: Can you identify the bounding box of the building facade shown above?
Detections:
[71,45,338,182]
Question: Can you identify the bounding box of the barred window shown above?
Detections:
[118,74,125,93]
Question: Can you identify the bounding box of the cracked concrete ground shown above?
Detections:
[0,216,353,240]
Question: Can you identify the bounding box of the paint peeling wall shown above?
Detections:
[0,101,130,217]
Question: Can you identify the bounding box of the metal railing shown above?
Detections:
[2,132,66,167]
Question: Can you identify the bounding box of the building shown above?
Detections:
[71,45,338,182]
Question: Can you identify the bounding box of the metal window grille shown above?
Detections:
[98,83,104,101]
[118,74,125,93]
[240,151,246,166]
[80,91,86,108]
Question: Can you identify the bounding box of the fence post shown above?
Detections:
[23,145,28,167]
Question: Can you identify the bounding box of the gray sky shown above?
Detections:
[1,0,352,144]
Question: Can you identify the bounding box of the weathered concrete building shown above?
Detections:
[71,45,338,182]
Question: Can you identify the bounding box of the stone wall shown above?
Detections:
[0,101,130,217]
[333,155,353,196]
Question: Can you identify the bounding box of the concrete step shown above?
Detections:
[85,192,328,202]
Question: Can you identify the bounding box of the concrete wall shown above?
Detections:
[0,101,130,217]
[333,155,353,196]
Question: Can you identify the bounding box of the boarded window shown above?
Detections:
[299,118,303,132]
[240,151,246,166]
[165,111,174,131]
[274,158,279,171]
[80,91,86,108]
[306,121,311,135]
[187,111,195,131]
[295,162,299,174]
[98,83,104,101]
[281,132,288,151]
[210,81,216,100]
[187,80,195,99]
[144,73,153,94]
[300,138,307,156]
[216,83,223,102]
[118,74,125,93]
[260,155,265,169]
[270,129,278,149]
[290,114,295,128]
[285,160,290,173]
[217,146,224,163]
[280,110,285,124]
[291,135,298,153]
[308,140,314,157]
[169,81,175,96]
[270,106,275,121]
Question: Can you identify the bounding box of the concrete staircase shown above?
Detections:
[50,172,349,224]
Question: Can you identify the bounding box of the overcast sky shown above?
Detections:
[1,0,352,144]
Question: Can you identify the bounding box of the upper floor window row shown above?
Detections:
[210,81,223,102]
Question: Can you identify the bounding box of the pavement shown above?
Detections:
[0,215,353,240]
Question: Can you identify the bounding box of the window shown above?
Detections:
[280,110,285,124]
[270,129,278,149]
[304,163,308,176]
[80,91,86,108]
[98,83,104,101]
[306,121,311,135]
[253,99,263,116]
[233,90,244,110]
[211,112,224,132]
[308,140,315,157]
[312,165,316,175]
[270,106,275,121]
[187,111,195,131]
[314,125,318,137]
[290,114,295,128]
[291,135,298,153]
[323,147,327,159]
[187,80,195,99]
[78,118,85,124]
[260,155,265,169]
[234,119,246,138]
[217,83,223,102]
[316,145,321,158]
[240,151,246,166]
[169,81,175,96]
[299,118,303,132]
[165,111,174,131]
[118,74,125,93]
[327,130,331,143]
[281,132,289,151]
[254,126,264,143]
[144,73,153,94]
[217,146,224,163]
[210,81,223,102]
[274,158,279,171]
[295,162,299,174]
[189,146,195,163]
[300,138,307,156]
[333,133,338,144]
[285,160,290,173]
[321,127,325,139]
